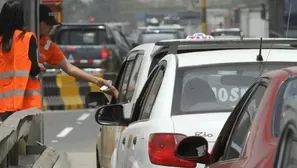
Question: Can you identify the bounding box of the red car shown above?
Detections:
[174,66,297,168]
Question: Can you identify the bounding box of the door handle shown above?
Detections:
[132,137,137,145]
[122,138,126,145]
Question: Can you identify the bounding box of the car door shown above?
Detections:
[99,51,143,166]
[208,79,268,168]
[116,64,165,168]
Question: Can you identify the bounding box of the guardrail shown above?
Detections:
[42,69,118,110]
[0,108,70,168]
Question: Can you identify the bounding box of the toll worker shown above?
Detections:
[0,0,41,121]
[38,4,118,98]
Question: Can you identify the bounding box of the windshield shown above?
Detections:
[138,32,178,44]
[171,62,297,116]
[211,31,241,37]
[57,28,108,45]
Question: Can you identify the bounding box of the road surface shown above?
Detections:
[44,109,100,168]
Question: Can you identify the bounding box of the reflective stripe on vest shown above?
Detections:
[0,30,34,112]
[23,78,41,109]
[0,89,40,98]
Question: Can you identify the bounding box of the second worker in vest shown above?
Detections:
[0,0,41,121]
[39,4,119,98]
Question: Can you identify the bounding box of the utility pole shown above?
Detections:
[187,0,193,35]
[201,0,207,34]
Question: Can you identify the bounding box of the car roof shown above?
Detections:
[140,29,179,34]
[155,38,297,54]
[214,28,241,32]
[176,49,297,68]
[125,43,156,61]
[55,23,109,29]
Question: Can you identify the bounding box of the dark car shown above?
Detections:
[50,23,132,72]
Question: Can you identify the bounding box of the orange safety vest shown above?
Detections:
[0,30,41,112]
[23,77,41,109]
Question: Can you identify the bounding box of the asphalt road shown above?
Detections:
[43,109,100,167]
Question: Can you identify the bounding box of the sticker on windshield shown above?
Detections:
[212,87,248,102]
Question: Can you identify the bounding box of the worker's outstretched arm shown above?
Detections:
[61,62,118,98]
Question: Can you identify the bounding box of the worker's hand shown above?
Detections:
[96,78,119,99]
[102,87,119,99]
[38,63,46,72]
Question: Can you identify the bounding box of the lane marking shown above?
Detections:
[56,127,73,138]
[77,113,91,121]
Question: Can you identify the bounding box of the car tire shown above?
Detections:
[96,148,101,168]
[274,101,297,168]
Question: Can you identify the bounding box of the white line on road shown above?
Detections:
[56,127,73,138]
[77,113,91,121]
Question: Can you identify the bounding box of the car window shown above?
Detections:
[223,84,267,160]
[273,77,297,136]
[138,67,165,120]
[211,31,241,37]
[129,66,160,123]
[57,28,108,45]
[171,62,296,116]
[117,61,135,103]
[124,53,143,102]
[283,137,297,168]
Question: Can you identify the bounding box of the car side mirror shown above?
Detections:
[95,104,129,126]
[85,92,109,108]
[175,136,211,165]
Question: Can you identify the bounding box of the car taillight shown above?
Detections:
[101,48,110,59]
[148,133,196,168]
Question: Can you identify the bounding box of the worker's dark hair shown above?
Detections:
[0,0,26,52]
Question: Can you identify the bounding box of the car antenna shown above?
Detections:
[256,37,265,77]
[258,37,276,77]
[256,37,264,62]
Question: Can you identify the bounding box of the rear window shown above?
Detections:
[138,32,179,44]
[211,31,241,37]
[171,62,297,116]
[57,28,108,45]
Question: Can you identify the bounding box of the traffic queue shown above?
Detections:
[85,32,297,168]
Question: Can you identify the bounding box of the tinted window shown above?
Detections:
[117,61,134,103]
[223,84,266,160]
[171,62,296,115]
[211,31,241,37]
[273,77,297,136]
[138,67,165,120]
[287,139,297,168]
[124,54,143,101]
[57,28,108,45]
[138,32,179,44]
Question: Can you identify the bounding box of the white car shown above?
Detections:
[95,38,297,168]
[86,43,162,168]
[87,41,186,168]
